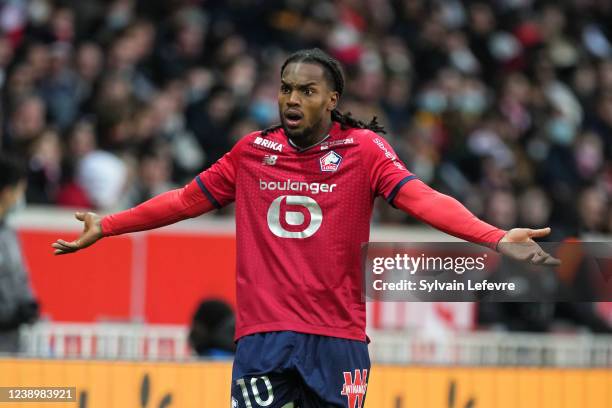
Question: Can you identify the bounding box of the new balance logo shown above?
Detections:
[341,369,368,408]
[254,136,283,152]
[263,155,278,165]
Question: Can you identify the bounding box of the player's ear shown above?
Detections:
[327,91,339,111]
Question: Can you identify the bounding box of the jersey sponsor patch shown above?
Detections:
[372,138,405,170]
[260,179,336,194]
[253,136,283,152]
[320,137,355,150]
[320,151,343,172]
[341,369,368,408]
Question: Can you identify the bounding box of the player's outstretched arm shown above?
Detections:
[51,181,216,255]
[393,179,560,265]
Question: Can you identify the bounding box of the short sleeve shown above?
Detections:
[195,135,250,208]
[359,132,416,206]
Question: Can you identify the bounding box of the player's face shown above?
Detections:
[279,62,338,143]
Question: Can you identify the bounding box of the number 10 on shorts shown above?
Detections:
[234,376,274,407]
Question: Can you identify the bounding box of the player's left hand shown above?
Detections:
[497,227,561,266]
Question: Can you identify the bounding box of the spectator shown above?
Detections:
[76,149,127,211]
[188,299,235,359]
[124,141,178,207]
[56,120,96,208]
[0,0,608,233]
[25,127,62,204]
[0,154,39,353]
[5,96,47,154]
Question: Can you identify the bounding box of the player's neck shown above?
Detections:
[289,120,333,150]
[288,133,331,152]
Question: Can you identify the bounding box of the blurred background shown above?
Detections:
[0,0,610,233]
[0,0,612,406]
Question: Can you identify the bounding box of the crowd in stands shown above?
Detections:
[0,0,610,239]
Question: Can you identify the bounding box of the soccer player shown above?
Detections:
[53,49,559,408]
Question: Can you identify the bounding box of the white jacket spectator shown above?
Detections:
[77,150,127,211]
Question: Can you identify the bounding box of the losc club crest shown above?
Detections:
[320,151,343,172]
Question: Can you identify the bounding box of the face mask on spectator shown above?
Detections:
[547,117,576,146]
[418,90,447,113]
[454,90,487,115]
[450,49,479,74]
[107,10,130,30]
[186,87,206,104]
[250,100,277,125]
[29,0,51,25]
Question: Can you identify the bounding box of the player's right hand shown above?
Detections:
[51,212,103,255]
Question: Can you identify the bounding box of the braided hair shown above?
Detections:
[261,48,386,136]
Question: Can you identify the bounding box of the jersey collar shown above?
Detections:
[285,122,341,153]
[287,133,330,152]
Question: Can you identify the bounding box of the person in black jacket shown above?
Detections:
[0,154,39,353]
[188,298,235,359]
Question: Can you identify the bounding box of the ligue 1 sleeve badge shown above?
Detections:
[320,151,343,172]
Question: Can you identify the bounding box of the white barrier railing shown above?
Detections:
[18,322,191,360]
[14,323,612,367]
[368,329,612,367]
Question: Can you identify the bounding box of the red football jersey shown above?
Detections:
[198,122,414,341]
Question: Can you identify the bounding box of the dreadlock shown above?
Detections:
[261,48,386,136]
